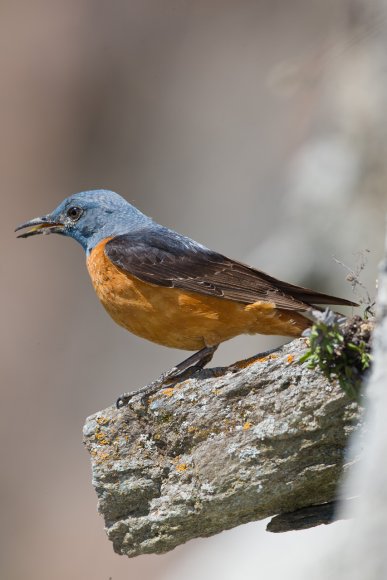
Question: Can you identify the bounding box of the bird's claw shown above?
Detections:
[116,393,132,408]
[159,367,180,384]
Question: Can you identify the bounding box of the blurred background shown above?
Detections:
[2,0,387,579]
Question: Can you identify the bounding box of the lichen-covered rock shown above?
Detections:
[83,338,360,557]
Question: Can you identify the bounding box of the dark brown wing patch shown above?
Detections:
[104,229,356,311]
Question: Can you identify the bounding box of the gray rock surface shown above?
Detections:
[83,339,360,557]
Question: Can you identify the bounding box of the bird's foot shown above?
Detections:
[116,376,168,408]
[116,364,204,408]
[116,345,218,408]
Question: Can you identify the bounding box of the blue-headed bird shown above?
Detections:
[16,190,356,405]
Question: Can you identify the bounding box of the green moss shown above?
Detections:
[299,312,372,403]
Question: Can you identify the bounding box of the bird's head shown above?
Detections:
[15,189,152,253]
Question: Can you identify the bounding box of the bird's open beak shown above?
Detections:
[15,215,65,238]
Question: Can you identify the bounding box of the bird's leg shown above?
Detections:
[159,344,219,384]
[116,345,218,408]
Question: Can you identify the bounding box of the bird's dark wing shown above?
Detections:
[104,229,356,311]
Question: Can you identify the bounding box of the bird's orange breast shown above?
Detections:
[87,239,309,350]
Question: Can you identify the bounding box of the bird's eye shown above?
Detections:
[66,206,83,221]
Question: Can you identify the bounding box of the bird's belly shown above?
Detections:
[87,240,308,350]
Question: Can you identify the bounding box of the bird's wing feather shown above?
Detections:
[104,229,356,311]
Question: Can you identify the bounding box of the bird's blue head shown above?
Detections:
[15,190,153,254]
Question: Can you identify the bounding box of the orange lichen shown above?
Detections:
[90,447,116,463]
[96,451,111,461]
[243,421,252,430]
[287,354,294,363]
[233,358,260,370]
[161,387,175,397]
[176,463,188,472]
[95,430,110,445]
[96,415,110,426]
[232,351,279,370]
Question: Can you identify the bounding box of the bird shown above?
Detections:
[16,189,356,405]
